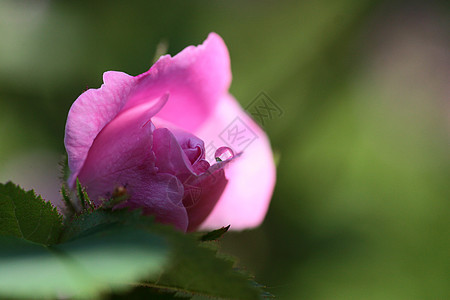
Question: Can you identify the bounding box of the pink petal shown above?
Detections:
[152,127,230,231]
[170,128,206,165]
[152,128,196,179]
[119,173,187,231]
[77,94,189,231]
[65,71,135,187]
[194,94,276,230]
[184,166,228,232]
[65,33,274,231]
[65,33,230,188]
[123,32,231,133]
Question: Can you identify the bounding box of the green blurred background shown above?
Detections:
[0,0,448,299]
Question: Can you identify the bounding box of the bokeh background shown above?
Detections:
[0,0,448,299]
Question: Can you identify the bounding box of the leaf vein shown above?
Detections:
[11,200,24,238]
[26,205,43,239]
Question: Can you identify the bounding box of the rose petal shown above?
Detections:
[124,32,231,132]
[118,172,187,231]
[194,94,276,230]
[66,33,230,187]
[152,127,230,231]
[152,128,196,181]
[65,71,135,186]
[171,128,205,165]
[77,94,189,231]
[184,166,228,232]
[65,33,274,232]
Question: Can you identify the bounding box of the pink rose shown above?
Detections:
[64,33,276,232]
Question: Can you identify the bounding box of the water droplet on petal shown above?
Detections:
[215,147,234,162]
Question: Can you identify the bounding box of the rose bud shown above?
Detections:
[64,33,275,232]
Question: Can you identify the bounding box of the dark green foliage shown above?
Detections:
[146,225,262,299]
[0,182,63,245]
[0,228,168,299]
[200,225,230,241]
[0,181,267,299]
[61,183,76,216]
[76,177,94,210]
[108,285,185,300]
[60,209,150,243]
[59,155,77,217]
[62,209,266,299]
[58,154,71,183]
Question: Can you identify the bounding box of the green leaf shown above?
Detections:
[0,226,168,299]
[0,236,72,299]
[108,285,182,300]
[76,178,94,210]
[56,225,168,289]
[0,181,63,245]
[200,225,230,241]
[63,209,266,299]
[61,182,76,216]
[146,225,263,300]
[60,209,151,243]
[58,154,70,183]
[59,154,77,217]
